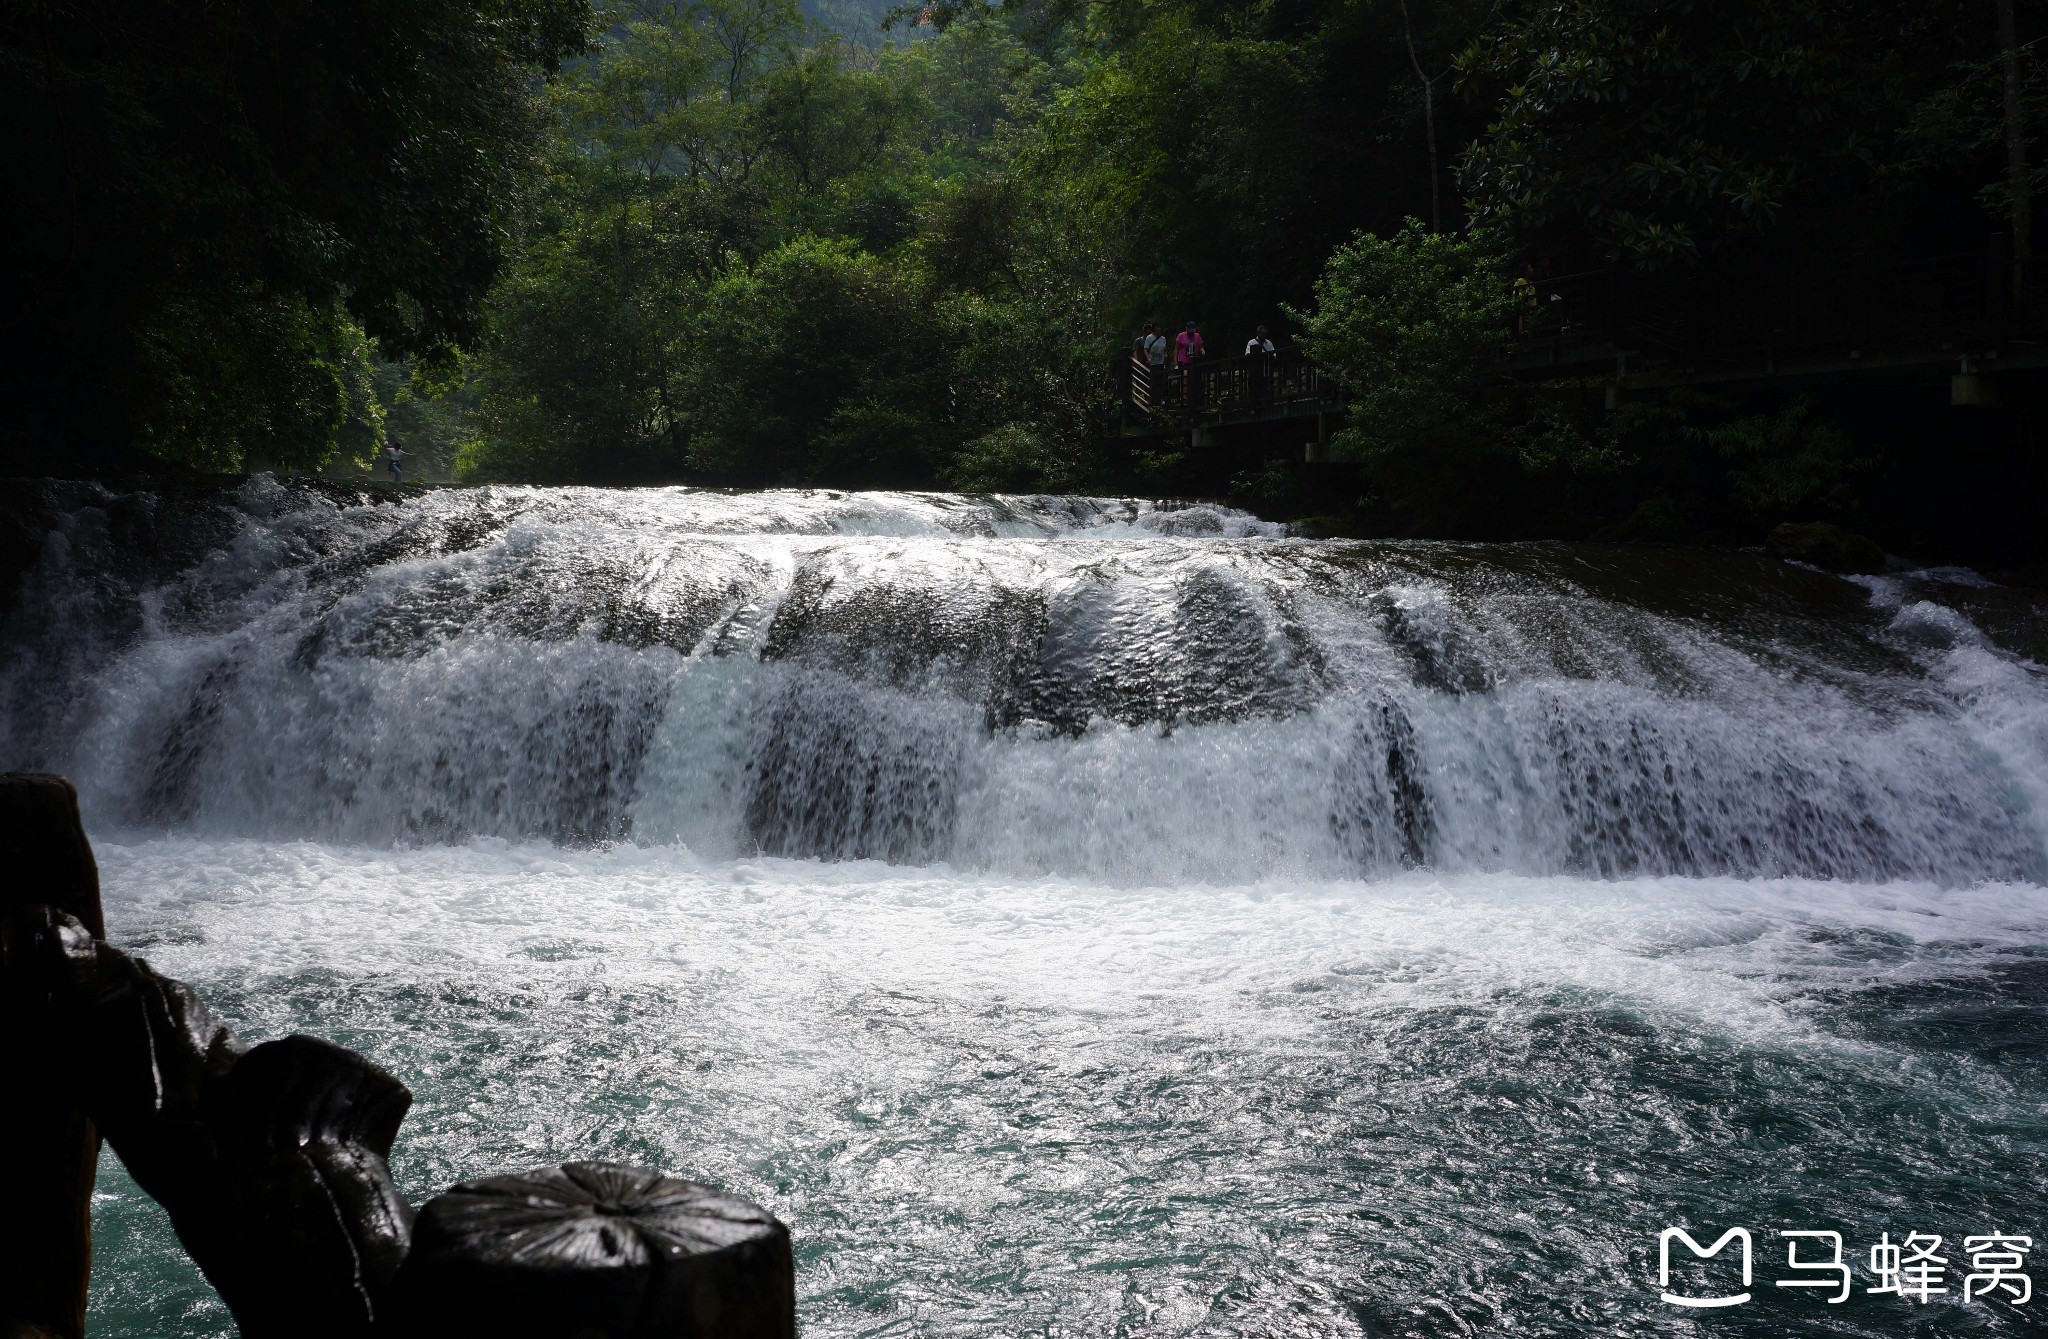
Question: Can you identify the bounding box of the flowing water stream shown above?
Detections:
[3,477,2046,1336]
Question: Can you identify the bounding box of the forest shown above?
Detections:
[4,0,2046,565]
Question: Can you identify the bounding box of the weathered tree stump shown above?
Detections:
[26,910,416,1337]
[0,773,104,1339]
[386,1162,796,1338]
[3,773,796,1338]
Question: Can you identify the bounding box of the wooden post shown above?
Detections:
[55,949,416,1338]
[2,772,416,1339]
[0,773,105,1339]
[386,1162,796,1338]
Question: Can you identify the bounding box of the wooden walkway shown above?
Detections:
[1117,239,2048,447]
[1118,347,1343,441]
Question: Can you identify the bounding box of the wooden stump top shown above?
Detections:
[392,1161,795,1337]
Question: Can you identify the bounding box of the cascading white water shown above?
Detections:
[4,475,2043,882]
[5,476,2047,1338]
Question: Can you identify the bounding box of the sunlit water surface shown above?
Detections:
[0,481,2039,1335]
[84,842,2048,1337]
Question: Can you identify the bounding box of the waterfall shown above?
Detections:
[3,474,2043,885]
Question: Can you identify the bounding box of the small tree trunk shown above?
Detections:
[1399,0,1442,232]
[1997,0,2031,295]
[0,773,104,1339]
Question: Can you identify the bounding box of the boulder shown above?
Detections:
[1766,521,1886,575]
[1287,514,1354,539]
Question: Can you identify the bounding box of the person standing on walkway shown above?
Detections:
[1244,324,1275,405]
[1175,321,1206,408]
[1514,262,1537,336]
[1139,323,1169,405]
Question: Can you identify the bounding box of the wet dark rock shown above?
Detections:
[1368,591,1494,695]
[762,559,1048,702]
[1329,700,1436,870]
[1767,521,1885,574]
[745,670,963,862]
[1286,514,1355,539]
[388,1162,794,1339]
[999,563,1324,732]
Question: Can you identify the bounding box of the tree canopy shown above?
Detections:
[4,0,2046,563]
[1,0,592,470]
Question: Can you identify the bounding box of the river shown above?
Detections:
[3,477,2045,1336]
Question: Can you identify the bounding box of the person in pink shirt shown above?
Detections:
[1174,321,1206,406]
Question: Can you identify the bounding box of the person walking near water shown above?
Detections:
[384,440,412,484]
[1175,321,1206,407]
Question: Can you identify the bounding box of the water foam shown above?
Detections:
[5,479,2040,885]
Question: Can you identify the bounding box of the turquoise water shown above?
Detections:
[84,841,2048,1337]
[0,481,2039,1335]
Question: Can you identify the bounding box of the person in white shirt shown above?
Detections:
[1245,325,1276,404]
[1140,323,1169,368]
[385,441,412,484]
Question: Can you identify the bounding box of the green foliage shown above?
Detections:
[130,292,380,475]
[896,15,1053,178]
[2,0,595,470]
[1600,393,1863,520]
[1900,31,2048,222]
[11,0,2035,555]
[1285,220,1881,539]
[1457,0,1977,268]
[1712,399,1862,517]
[459,0,1112,488]
[687,236,953,482]
[463,194,709,482]
[938,181,1129,454]
[949,424,1087,493]
[363,360,476,485]
[1229,461,1302,513]
[1292,222,1518,458]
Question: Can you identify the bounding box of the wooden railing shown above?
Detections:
[1120,238,2048,433]
[1122,346,1335,424]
